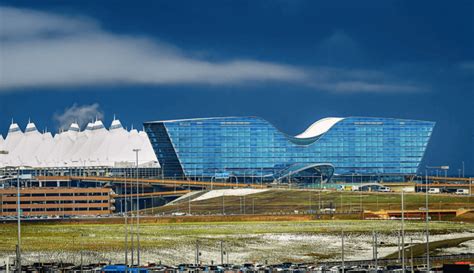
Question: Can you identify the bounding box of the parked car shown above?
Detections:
[428,188,440,194]
[455,189,469,195]
[171,212,186,216]
[378,186,391,192]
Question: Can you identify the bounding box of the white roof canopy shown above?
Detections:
[0,119,158,168]
[295,117,344,138]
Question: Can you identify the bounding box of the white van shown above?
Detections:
[378,186,391,192]
[428,188,440,194]
[455,189,469,195]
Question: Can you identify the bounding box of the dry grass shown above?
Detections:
[0,219,472,253]
[144,189,474,219]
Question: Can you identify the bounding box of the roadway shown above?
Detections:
[36,175,268,189]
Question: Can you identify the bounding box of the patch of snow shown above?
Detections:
[193,189,269,201]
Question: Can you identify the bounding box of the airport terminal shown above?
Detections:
[144,116,435,184]
[0,115,473,272]
[0,115,471,218]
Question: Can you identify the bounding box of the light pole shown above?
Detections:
[195,240,200,265]
[124,167,129,267]
[16,166,21,273]
[133,149,141,266]
[341,230,345,273]
[7,164,32,273]
[188,178,191,215]
[130,167,134,266]
[441,166,449,182]
[425,165,449,271]
[425,169,430,272]
[401,188,405,272]
[220,241,224,265]
[373,231,378,270]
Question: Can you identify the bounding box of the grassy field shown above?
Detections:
[146,189,474,217]
[0,220,472,253]
[1,189,473,264]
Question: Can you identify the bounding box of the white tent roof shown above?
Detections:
[34,132,54,167]
[15,122,43,166]
[0,119,158,168]
[0,135,4,150]
[3,123,24,166]
[0,135,4,166]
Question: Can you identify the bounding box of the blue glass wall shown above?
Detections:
[144,116,434,182]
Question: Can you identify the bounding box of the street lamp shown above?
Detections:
[441,165,449,182]
[426,165,449,182]
[424,165,448,271]
[17,166,22,273]
[132,148,141,266]
[6,164,32,273]
[124,165,129,267]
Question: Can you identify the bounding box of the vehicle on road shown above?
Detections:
[171,212,186,216]
[378,186,391,192]
[455,189,469,195]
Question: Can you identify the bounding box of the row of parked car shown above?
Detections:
[3,261,466,273]
[427,187,470,195]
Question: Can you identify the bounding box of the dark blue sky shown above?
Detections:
[0,1,473,175]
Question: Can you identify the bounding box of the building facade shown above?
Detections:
[0,187,115,217]
[144,116,435,184]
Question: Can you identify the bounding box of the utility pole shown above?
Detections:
[240,197,242,214]
[319,184,321,212]
[401,189,405,272]
[373,231,378,270]
[222,193,225,215]
[124,169,128,267]
[220,241,224,265]
[80,233,84,273]
[133,149,141,266]
[397,230,401,263]
[195,241,200,265]
[425,170,430,272]
[309,190,312,213]
[410,238,414,273]
[130,168,134,267]
[188,180,191,215]
[462,161,465,178]
[252,198,255,215]
[341,230,345,273]
[16,167,21,273]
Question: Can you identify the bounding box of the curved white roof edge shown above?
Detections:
[295,117,345,139]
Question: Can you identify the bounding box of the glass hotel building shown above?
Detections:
[144,117,435,184]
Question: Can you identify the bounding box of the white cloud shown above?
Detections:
[0,6,306,90]
[53,103,103,130]
[307,66,424,93]
[0,6,422,93]
[0,6,96,39]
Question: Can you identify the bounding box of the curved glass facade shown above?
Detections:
[144,116,435,183]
